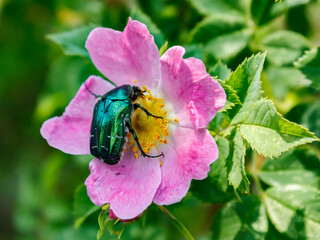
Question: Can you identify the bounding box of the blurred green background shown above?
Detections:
[1,0,320,239]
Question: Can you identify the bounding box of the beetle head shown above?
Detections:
[130,86,145,101]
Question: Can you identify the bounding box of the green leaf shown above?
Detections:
[271,0,313,18]
[294,47,320,87]
[191,14,252,61]
[211,63,243,113]
[158,205,195,240]
[211,196,268,240]
[261,30,311,66]
[211,137,230,192]
[302,102,320,137]
[191,14,247,43]
[265,67,307,100]
[210,61,232,81]
[216,136,230,160]
[217,80,241,112]
[212,204,242,239]
[287,4,310,36]
[265,223,292,240]
[74,184,100,228]
[275,0,312,8]
[131,9,166,49]
[208,112,224,131]
[251,0,276,25]
[264,185,320,239]
[250,0,312,26]
[47,24,97,59]
[240,98,318,158]
[183,44,204,60]
[205,29,253,61]
[260,149,320,188]
[226,52,266,124]
[187,0,250,17]
[226,128,250,193]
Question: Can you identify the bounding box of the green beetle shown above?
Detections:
[85,84,164,165]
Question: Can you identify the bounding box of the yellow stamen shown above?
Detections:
[174,118,179,123]
[134,80,138,83]
[144,148,150,154]
[163,129,169,136]
[124,85,178,161]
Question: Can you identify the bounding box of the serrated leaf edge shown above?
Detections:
[227,128,250,193]
[227,52,266,124]
[293,48,318,68]
[217,79,242,112]
[226,52,266,96]
[240,98,318,158]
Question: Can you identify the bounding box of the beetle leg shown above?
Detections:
[133,103,163,119]
[84,82,103,98]
[125,118,164,158]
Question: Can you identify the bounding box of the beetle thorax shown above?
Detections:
[129,86,169,157]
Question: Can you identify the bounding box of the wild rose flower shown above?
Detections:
[41,18,226,220]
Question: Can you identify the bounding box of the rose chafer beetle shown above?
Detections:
[85,84,164,165]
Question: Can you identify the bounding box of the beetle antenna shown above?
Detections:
[83,82,102,98]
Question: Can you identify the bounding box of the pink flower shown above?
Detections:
[41,18,226,220]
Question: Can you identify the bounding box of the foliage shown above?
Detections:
[1,0,320,239]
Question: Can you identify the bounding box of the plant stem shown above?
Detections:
[157,205,195,240]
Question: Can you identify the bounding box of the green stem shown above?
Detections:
[159,41,168,56]
[209,125,235,138]
[97,204,110,240]
[157,205,195,240]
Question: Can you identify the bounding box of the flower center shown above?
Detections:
[127,86,170,158]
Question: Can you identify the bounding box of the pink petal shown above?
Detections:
[40,76,114,155]
[86,18,160,89]
[153,127,218,205]
[109,209,141,222]
[159,46,226,129]
[85,152,161,220]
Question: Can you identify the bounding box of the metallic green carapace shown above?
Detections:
[87,84,163,165]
